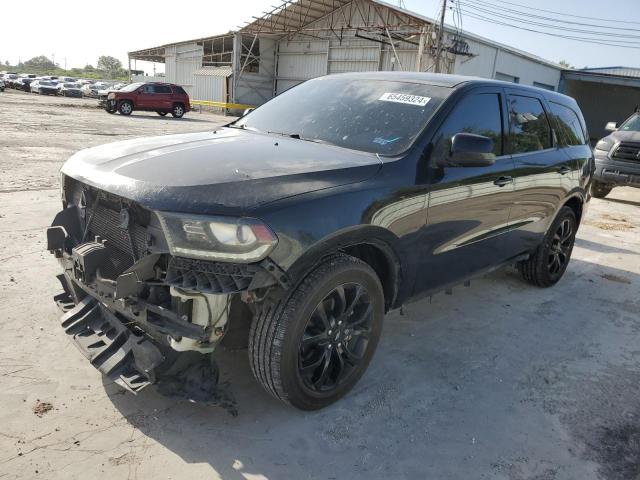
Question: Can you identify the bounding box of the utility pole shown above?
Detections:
[434,0,447,73]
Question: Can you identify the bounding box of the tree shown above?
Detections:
[23,55,55,69]
[84,64,95,72]
[97,55,123,78]
[558,60,573,69]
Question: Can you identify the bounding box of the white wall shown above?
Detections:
[453,36,561,89]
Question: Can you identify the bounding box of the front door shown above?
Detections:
[414,88,516,295]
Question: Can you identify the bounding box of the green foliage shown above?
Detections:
[23,55,56,69]
[97,55,127,79]
[2,56,128,81]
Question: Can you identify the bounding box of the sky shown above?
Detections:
[2,0,639,74]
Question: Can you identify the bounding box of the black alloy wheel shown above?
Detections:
[249,254,384,410]
[518,206,577,287]
[547,218,573,276]
[298,283,374,393]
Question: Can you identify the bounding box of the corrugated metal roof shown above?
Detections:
[194,67,233,77]
[575,66,640,79]
[130,0,561,71]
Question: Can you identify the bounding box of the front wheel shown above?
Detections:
[591,180,612,199]
[171,103,185,118]
[118,100,133,115]
[249,254,384,410]
[518,206,577,287]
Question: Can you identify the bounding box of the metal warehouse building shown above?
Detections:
[561,66,640,142]
[128,0,562,109]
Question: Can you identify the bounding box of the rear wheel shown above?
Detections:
[157,111,168,116]
[171,103,185,118]
[118,100,133,115]
[518,206,577,287]
[249,254,384,410]
[591,180,612,199]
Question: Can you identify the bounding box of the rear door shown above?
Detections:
[154,84,173,110]
[548,100,591,190]
[414,87,516,295]
[505,91,574,256]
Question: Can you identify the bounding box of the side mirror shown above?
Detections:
[138,88,145,94]
[605,122,618,132]
[449,133,496,167]
[242,108,254,117]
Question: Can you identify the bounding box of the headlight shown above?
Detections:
[594,139,613,152]
[157,212,278,263]
[107,93,115,100]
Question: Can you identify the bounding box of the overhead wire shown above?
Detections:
[453,0,640,50]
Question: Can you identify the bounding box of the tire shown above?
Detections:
[591,180,612,199]
[518,206,577,287]
[249,254,385,410]
[171,103,185,118]
[118,100,133,115]
[157,111,168,116]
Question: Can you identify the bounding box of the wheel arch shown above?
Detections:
[561,190,586,225]
[283,226,406,312]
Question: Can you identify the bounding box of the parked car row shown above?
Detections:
[0,72,126,98]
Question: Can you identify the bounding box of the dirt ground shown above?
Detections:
[1,89,639,480]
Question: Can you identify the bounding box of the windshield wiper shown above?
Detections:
[267,131,329,145]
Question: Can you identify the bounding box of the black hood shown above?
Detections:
[61,128,382,214]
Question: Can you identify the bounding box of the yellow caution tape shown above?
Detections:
[191,100,254,110]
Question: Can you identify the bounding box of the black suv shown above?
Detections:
[592,112,640,198]
[48,73,592,410]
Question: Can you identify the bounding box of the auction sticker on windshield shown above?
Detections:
[379,92,430,107]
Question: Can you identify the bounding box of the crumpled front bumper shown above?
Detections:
[59,293,165,393]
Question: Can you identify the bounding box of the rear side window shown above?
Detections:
[155,85,172,94]
[433,93,504,157]
[173,86,187,95]
[508,95,552,154]
[550,102,586,146]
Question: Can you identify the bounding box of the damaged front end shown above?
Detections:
[48,176,287,394]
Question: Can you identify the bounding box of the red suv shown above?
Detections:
[105,82,190,118]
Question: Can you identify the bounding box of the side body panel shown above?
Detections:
[506,89,583,255]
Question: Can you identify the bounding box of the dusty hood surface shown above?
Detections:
[61,128,382,214]
[608,130,640,143]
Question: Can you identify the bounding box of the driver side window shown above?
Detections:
[432,93,504,165]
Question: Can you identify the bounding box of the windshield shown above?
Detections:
[40,81,53,86]
[234,77,450,155]
[619,113,640,132]
[64,83,78,88]
[119,82,143,93]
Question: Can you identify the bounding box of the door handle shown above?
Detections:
[494,176,513,187]
[558,166,572,175]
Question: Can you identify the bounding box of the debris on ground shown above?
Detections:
[600,273,632,284]
[32,401,53,417]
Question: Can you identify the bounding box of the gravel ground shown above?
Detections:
[1,89,639,480]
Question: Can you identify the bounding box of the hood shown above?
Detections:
[608,130,640,143]
[61,128,382,214]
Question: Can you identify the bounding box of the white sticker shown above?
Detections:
[379,92,430,107]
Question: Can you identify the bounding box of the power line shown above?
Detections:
[464,0,640,33]
[458,1,640,40]
[473,0,640,26]
[459,9,640,49]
